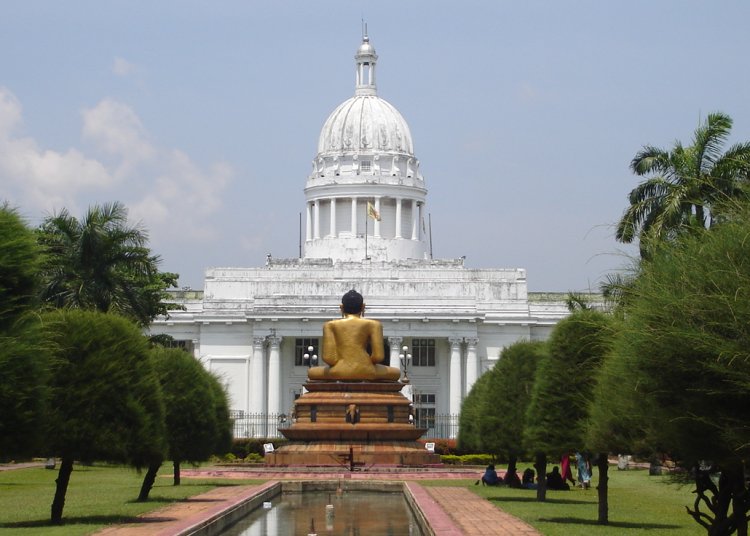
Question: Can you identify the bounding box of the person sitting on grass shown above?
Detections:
[546,466,571,490]
[476,464,501,486]
[504,467,522,488]
[522,468,537,489]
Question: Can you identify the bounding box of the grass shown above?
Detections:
[1,464,706,536]
[0,463,264,536]
[423,468,704,535]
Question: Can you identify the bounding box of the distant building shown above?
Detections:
[149,34,575,436]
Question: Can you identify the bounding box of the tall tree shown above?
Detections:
[594,205,750,536]
[37,201,178,326]
[0,204,43,329]
[479,341,546,485]
[458,371,493,453]
[616,112,750,255]
[0,204,49,459]
[43,310,166,524]
[523,310,613,503]
[138,346,232,501]
[206,371,233,461]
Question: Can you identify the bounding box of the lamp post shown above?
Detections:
[399,345,416,425]
[398,345,412,382]
[303,345,318,367]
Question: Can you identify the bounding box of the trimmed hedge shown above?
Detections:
[230,438,289,458]
[441,454,495,465]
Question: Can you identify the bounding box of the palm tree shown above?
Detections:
[616,112,750,254]
[38,201,178,326]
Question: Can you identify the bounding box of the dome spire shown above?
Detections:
[355,24,377,96]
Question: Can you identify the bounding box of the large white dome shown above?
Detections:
[317,95,414,157]
[316,34,414,159]
[303,33,429,264]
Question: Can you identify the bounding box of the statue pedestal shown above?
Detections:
[265,381,441,467]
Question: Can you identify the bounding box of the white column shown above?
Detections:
[305,202,312,241]
[251,337,266,416]
[465,337,479,395]
[245,354,251,416]
[395,198,402,238]
[267,336,281,415]
[329,198,337,237]
[313,201,320,239]
[351,197,358,235]
[418,202,424,240]
[449,337,463,418]
[191,339,200,362]
[411,199,418,240]
[388,336,403,378]
[374,197,381,237]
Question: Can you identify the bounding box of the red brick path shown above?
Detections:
[426,487,541,535]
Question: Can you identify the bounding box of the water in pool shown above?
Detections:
[221,490,424,535]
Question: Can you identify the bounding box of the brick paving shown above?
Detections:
[95,482,277,536]
[427,487,541,535]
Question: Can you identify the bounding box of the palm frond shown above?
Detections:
[694,112,732,176]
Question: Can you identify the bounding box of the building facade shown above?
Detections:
[149,35,572,436]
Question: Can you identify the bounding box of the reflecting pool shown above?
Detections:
[221,490,424,536]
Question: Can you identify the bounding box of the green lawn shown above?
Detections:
[1,464,706,536]
[424,468,704,536]
[0,463,263,536]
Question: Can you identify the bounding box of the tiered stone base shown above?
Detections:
[266,440,440,466]
[265,381,441,467]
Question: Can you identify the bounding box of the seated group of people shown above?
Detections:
[476,465,538,489]
[476,463,577,491]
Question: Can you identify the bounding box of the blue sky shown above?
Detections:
[2,1,749,291]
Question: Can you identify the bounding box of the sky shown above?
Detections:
[2,1,749,292]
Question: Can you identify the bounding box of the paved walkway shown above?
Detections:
[0,462,44,471]
[427,487,541,535]
[95,482,277,536]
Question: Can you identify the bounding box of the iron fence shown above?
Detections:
[230,412,291,439]
[230,411,459,439]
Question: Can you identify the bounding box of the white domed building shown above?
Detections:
[149,35,573,438]
[305,35,428,263]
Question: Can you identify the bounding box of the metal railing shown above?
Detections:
[231,411,459,439]
[416,414,460,439]
[231,412,291,439]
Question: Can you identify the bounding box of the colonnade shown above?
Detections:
[244,334,479,419]
[305,196,422,241]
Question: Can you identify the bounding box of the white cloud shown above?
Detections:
[0,87,233,250]
[129,149,232,242]
[112,57,137,77]
[0,87,23,136]
[516,82,545,104]
[0,87,113,213]
[82,98,154,168]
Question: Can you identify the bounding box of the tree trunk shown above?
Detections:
[534,452,547,502]
[505,455,521,488]
[689,460,749,536]
[50,456,73,524]
[725,461,747,536]
[138,461,162,501]
[596,452,609,525]
[173,460,181,486]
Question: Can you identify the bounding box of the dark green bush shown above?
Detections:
[230,438,289,458]
[441,454,495,465]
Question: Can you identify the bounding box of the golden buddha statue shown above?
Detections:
[308,290,402,381]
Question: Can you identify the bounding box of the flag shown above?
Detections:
[367,201,381,221]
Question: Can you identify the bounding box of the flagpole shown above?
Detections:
[364,207,368,260]
[429,213,433,259]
